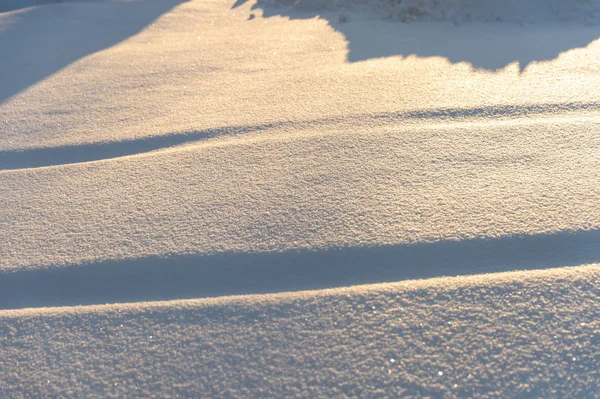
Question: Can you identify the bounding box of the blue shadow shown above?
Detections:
[0,0,188,104]
[233,0,600,71]
[1,228,598,310]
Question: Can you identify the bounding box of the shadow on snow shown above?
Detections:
[0,0,188,104]
[1,228,599,310]
[233,0,600,71]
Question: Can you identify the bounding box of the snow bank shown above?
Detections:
[262,0,600,24]
[3,264,600,398]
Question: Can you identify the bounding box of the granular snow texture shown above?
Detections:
[2,265,600,398]
[1,0,600,397]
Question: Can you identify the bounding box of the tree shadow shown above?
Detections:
[234,0,600,71]
[0,0,98,13]
[0,0,188,104]
[1,228,598,310]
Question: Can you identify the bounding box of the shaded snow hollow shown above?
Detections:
[261,0,600,24]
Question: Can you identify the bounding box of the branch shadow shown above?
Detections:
[0,0,188,104]
[1,229,598,310]
[234,0,600,71]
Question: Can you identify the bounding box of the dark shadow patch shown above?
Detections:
[1,228,598,310]
[233,0,600,71]
[0,0,188,104]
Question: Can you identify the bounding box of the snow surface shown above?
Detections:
[1,0,600,397]
[0,0,107,13]
[3,265,600,398]
[257,0,600,24]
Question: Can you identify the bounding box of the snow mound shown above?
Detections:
[263,0,600,24]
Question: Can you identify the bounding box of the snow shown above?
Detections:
[1,0,600,397]
[2,265,600,398]
[255,0,600,24]
[0,0,106,13]
[2,116,600,271]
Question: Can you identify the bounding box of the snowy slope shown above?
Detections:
[2,0,600,152]
[0,0,107,12]
[1,0,600,397]
[3,265,600,398]
[2,117,600,270]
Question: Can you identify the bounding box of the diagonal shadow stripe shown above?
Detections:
[1,229,598,310]
[1,101,598,171]
[0,0,190,103]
